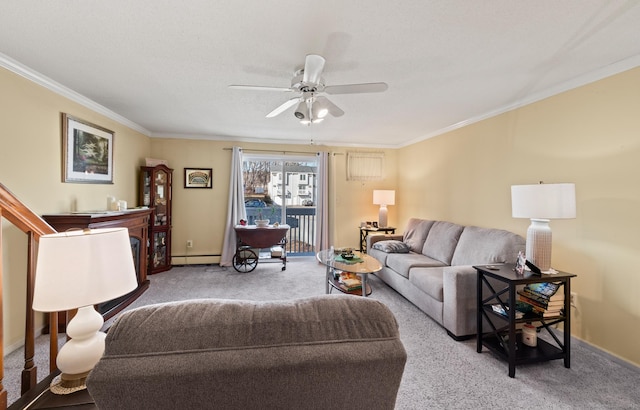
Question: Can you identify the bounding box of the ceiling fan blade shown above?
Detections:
[302,54,326,84]
[266,97,301,118]
[229,85,293,92]
[315,96,344,117]
[324,82,388,95]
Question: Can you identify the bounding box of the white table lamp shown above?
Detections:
[33,228,138,394]
[511,183,576,272]
[373,190,395,228]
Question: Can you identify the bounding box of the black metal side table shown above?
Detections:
[359,226,396,253]
[474,264,576,378]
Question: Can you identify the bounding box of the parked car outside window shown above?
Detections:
[244,199,267,207]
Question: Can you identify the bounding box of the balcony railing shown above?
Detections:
[245,207,316,256]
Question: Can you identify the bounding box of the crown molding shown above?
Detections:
[0,52,150,136]
[400,53,640,148]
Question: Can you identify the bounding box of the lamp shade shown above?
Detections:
[511,183,576,219]
[373,190,395,206]
[33,228,137,312]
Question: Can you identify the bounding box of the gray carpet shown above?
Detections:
[5,257,640,409]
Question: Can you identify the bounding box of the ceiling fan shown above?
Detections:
[229,54,388,125]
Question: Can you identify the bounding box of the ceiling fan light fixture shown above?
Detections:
[314,104,329,119]
[293,101,308,120]
[230,54,386,124]
[310,98,328,121]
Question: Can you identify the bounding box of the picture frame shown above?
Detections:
[515,251,526,274]
[62,113,114,183]
[184,167,213,189]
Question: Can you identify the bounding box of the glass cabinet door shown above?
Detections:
[152,231,168,268]
[142,172,152,206]
[154,169,168,226]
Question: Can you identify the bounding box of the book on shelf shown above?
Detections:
[338,272,362,291]
[517,282,566,317]
[517,292,564,310]
[521,282,564,302]
[490,302,532,319]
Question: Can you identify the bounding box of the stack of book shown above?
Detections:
[517,282,564,317]
[338,272,362,291]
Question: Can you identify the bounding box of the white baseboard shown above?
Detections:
[4,326,46,356]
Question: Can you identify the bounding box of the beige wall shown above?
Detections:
[397,66,640,367]
[3,62,639,369]
[1,67,150,350]
[148,140,397,264]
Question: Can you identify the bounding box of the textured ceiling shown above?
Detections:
[1,1,640,148]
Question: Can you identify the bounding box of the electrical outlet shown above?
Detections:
[186,240,193,248]
[570,292,577,308]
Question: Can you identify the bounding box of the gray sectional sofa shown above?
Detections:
[367,218,525,339]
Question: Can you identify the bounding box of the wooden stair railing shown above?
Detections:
[0,182,57,410]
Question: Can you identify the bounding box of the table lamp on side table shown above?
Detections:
[373,190,395,228]
[511,182,576,272]
[33,228,138,394]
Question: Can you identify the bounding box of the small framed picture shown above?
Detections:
[515,251,526,274]
[62,113,114,184]
[184,167,213,189]
[372,222,379,228]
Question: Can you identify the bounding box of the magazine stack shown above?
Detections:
[517,282,564,317]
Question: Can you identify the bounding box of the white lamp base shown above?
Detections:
[526,218,552,272]
[52,305,106,395]
[378,205,388,228]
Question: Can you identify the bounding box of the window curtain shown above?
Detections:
[220,147,246,266]
[314,151,330,251]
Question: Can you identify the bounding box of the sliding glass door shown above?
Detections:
[243,154,318,256]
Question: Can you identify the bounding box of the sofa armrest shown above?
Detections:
[442,265,478,338]
[366,234,404,251]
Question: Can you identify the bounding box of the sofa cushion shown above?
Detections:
[87,296,407,410]
[422,221,464,264]
[367,247,390,266]
[100,296,401,354]
[386,253,446,279]
[451,225,525,266]
[372,240,410,253]
[409,267,445,301]
[402,219,434,253]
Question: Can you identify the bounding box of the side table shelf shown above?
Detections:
[474,264,576,378]
[359,226,396,253]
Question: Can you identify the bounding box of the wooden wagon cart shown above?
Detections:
[233,224,289,272]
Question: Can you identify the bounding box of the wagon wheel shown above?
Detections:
[233,248,258,272]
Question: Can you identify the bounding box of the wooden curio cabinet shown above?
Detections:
[140,164,173,274]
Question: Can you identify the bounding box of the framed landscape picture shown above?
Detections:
[62,113,114,183]
[184,167,213,188]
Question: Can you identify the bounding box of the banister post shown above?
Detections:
[21,233,38,394]
[0,209,8,410]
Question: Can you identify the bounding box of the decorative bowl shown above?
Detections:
[341,252,355,260]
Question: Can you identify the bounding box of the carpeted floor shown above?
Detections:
[6,257,640,408]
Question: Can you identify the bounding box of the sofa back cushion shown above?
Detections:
[451,225,525,266]
[87,296,407,410]
[402,218,434,253]
[421,221,464,265]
